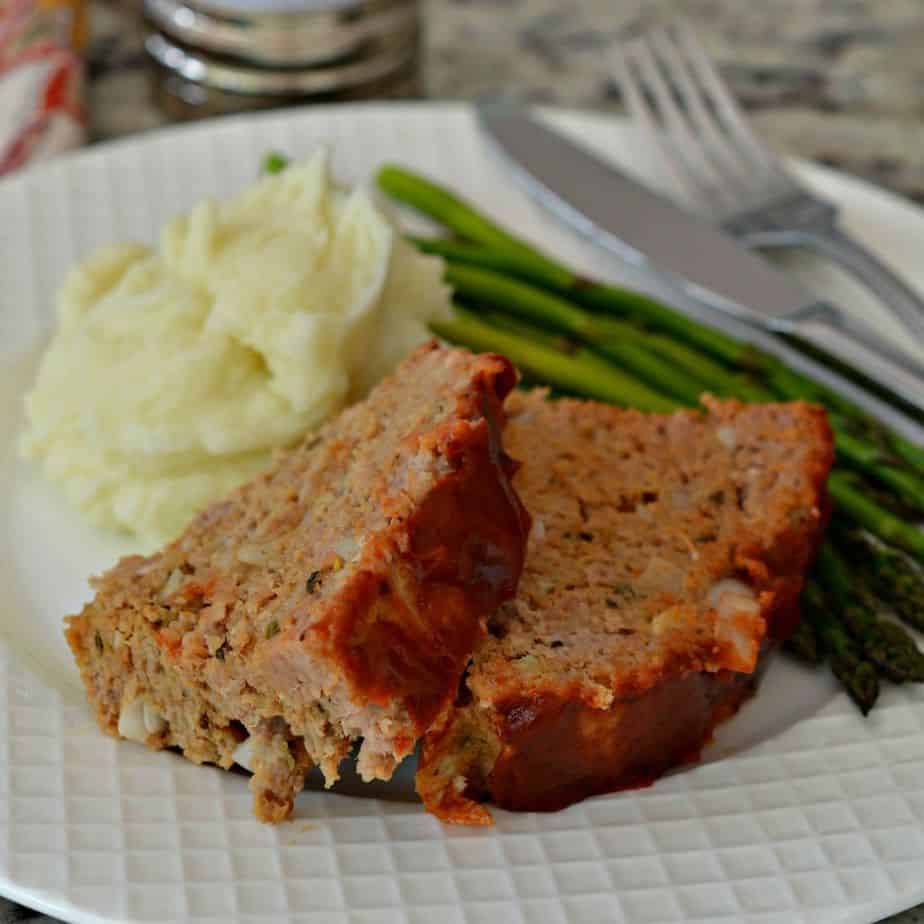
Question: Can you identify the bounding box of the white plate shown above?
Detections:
[1,103,923,924]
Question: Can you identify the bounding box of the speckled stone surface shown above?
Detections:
[3,1,922,921]
[85,0,924,201]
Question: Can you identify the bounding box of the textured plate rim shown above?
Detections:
[1,101,922,924]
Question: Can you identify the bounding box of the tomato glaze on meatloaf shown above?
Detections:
[66,342,530,822]
[417,390,834,824]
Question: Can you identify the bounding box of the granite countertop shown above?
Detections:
[86,0,924,201]
[4,1,923,921]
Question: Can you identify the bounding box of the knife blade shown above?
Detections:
[477,104,924,402]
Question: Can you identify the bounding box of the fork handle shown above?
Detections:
[785,303,924,409]
[746,225,924,343]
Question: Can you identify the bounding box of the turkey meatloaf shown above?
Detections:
[66,342,530,822]
[417,390,834,824]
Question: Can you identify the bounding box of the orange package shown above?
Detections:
[0,0,87,175]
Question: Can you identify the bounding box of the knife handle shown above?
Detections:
[788,306,924,411]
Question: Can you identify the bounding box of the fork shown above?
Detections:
[611,20,924,346]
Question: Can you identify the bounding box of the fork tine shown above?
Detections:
[618,36,737,214]
[629,35,700,151]
[647,28,756,199]
[610,42,704,201]
[612,42,709,208]
[670,20,795,194]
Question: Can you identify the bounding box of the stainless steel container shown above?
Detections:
[145,0,421,118]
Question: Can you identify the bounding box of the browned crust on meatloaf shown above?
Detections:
[65,342,530,822]
[419,664,760,824]
[417,391,833,825]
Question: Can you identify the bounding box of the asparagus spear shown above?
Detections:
[815,545,924,683]
[829,473,924,564]
[802,581,879,715]
[863,467,924,518]
[889,434,924,473]
[645,336,774,403]
[836,527,924,632]
[834,431,924,517]
[446,264,626,344]
[856,481,924,522]
[432,309,676,412]
[411,235,570,289]
[379,167,561,277]
[852,615,924,683]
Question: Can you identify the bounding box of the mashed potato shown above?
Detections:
[20,151,453,543]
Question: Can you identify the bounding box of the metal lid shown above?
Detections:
[190,0,364,12]
[145,26,418,96]
[145,0,418,67]
[154,54,418,119]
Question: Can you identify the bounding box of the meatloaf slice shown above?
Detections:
[417,390,834,824]
[66,341,530,822]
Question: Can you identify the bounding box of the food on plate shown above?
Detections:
[20,151,452,544]
[417,389,834,824]
[65,342,530,823]
[379,164,924,714]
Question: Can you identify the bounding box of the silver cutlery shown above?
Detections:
[477,104,924,407]
[611,20,924,344]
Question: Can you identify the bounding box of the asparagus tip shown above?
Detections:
[830,654,880,715]
[262,151,290,175]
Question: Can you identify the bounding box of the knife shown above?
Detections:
[477,104,924,407]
